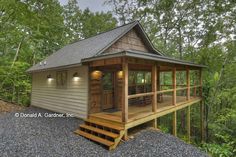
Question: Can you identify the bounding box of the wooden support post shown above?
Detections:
[173,111,177,136]
[157,66,161,103]
[186,67,190,100]
[122,58,128,123]
[187,106,191,143]
[153,118,157,129]
[123,130,128,141]
[199,69,202,97]
[193,71,197,97]
[200,101,205,142]
[172,67,176,105]
[152,64,157,112]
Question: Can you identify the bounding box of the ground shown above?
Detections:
[0,102,209,157]
[0,99,24,113]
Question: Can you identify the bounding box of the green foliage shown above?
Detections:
[106,0,236,156]
[0,0,117,106]
[0,0,236,156]
[201,143,234,157]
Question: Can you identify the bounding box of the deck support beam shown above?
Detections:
[200,101,205,142]
[173,111,177,136]
[199,69,204,142]
[152,118,157,128]
[172,67,176,105]
[122,58,128,123]
[152,64,157,112]
[187,106,191,143]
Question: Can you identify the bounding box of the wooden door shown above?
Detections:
[102,72,114,110]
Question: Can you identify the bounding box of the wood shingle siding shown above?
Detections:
[31,66,88,118]
[104,29,149,53]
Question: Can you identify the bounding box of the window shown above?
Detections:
[102,72,113,90]
[56,71,67,88]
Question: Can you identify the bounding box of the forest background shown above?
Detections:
[0,0,235,156]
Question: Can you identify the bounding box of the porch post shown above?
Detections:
[157,65,161,102]
[199,69,202,97]
[172,67,176,105]
[186,67,190,100]
[122,58,128,123]
[152,64,157,112]
[193,71,197,97]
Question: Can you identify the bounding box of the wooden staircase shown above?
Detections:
[74,119,125,150]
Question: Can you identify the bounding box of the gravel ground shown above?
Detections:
[0,107,209,157]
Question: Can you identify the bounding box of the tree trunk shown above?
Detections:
[11,38,24,68]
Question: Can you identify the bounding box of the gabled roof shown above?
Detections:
[27,21,162,73]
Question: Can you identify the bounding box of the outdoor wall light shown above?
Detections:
[91,70,102,80]
[117,71,123,79]
[47,74,53,81]
[73,72,80,81]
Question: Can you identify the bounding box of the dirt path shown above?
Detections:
[0,99,24,114]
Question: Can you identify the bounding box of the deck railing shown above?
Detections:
[124,64,202,122]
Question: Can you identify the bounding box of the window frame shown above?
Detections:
[56,70,68,89]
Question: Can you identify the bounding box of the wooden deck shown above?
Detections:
[89,96,201,128]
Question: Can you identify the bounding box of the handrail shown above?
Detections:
[128,92,154,99]
[176,87,188,91]
[157,89,174,94]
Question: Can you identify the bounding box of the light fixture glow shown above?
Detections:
[47,74,53,82]
[73,72,80,81]
[91,70,102,80]
[141,78,145,83]
[117,71,123,79]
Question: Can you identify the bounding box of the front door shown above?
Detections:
[102,72,115,110]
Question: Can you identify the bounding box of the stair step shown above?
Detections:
[75,130,114,147]
[80,124,119,138]
[85,119,124,131]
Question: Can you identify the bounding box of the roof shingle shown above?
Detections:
[27,21,140,72]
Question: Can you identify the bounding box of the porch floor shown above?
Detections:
[89,96,201,123]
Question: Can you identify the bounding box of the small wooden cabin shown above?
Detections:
[27,21,205,150]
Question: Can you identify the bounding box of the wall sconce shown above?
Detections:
[47,74,53,81]
[73,72,80,81]
[91,70,102,80]
[117,71,123,79]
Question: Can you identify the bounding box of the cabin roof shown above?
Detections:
[27,21,163,73]
[82,50,207,68]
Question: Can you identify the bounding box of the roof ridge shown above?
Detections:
[69,21,138,45]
